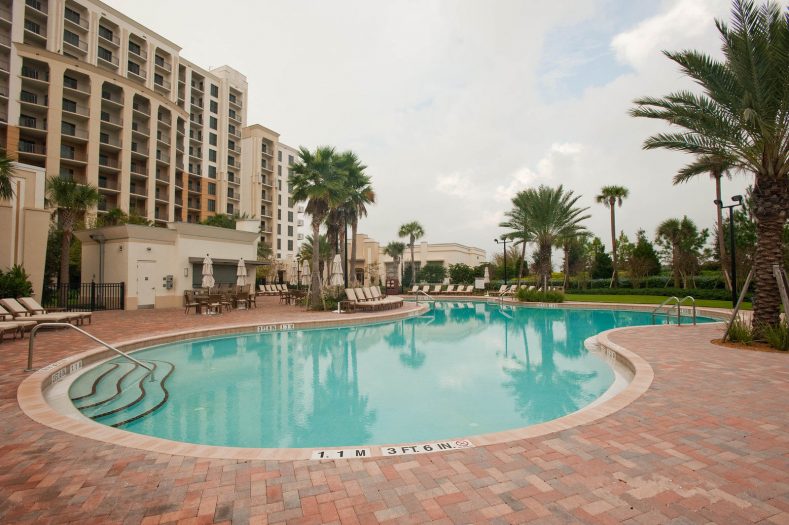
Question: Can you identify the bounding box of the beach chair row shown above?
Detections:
[0,297,92,343]
[257,284,288,296]
[409,285,476,295]
[344,287,403,311]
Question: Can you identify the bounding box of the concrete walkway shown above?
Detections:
[0,298,787,524]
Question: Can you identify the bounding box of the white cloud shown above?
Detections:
[495,143,583,203]
[434,172,478,199]
[611,0,721,69]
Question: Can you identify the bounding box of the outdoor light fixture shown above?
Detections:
[715,195,744,305]
[494,237,509,285]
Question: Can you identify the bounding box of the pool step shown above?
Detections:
[69,359,175,427]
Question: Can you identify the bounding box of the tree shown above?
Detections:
[95,208,152,227]
[629,229,661,287]
[655,217,708,288]
[589,237,614,279]
[337,151,375,286]
[499,199,532,283]
[46,176,100,287]
[298,234,331,282]
[595,185,629,287]
[383,241,405,286]
[291,146,346,308]
[201,212,251,230]
[509,185,590,290]
[398,221,425,288]
[448,263,475,284]
[0,152,15,201]
[630,0,789,330]
[417,262,446,283]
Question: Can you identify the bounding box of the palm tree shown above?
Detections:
[398,221,425,287]
[511,185,589,291]
[0,152,14,201]
[46,176,100,287]
[383,241,406,287]
[630,0,789,330]
[595,185,629,287]
[656,216,708,288]
[337,151,375,286]
[291,146,346,308]
[298,234,331,275]
[499,197,532,284]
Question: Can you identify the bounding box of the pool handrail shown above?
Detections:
[678,296,697,326]
[413,290,434,303]
[651,296,697,326]
[26,322,154,376]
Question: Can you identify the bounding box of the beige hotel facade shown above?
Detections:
[0,0,302,268]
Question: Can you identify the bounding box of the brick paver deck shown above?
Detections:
[1,298,787,524]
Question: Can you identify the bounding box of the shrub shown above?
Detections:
[516,288,564,303]
[448,263,475,284]
[0,265,33,298]
[760,321,789,351]
[727,318,754,345]
[417,262,446,283]
[567,287,744,302]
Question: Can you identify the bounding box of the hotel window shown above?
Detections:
[97,47,113,63]
[278,151,282,161]
[277,165,282,175]
[277,224,281,234]
[209,116,217,130]
[209,100,218,113]
[277,209,281,220]
[287,240,293,251]
[288,197,294,207]
[209,133,217,146]
[207,199,215,212]
[64,7,82,25]
[129,41,141,56]
[208,182,216,195]
[64,30,80,47]
[128,61,141,75]
[288,226,293,237]
[288,155,294,165]
[227,203,233,214]
[210,84,218,97]
[278,195,281,205]
[64,75,78,90]
[62,98,77,113]
[277,239,281,250]
[208,149,216,162]
[208,166,216,178]
[288,211,293,222]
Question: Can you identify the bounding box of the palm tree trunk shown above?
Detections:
[350,221,359,286]
[309,219,322,308]
[753,207,785,331]
[610,201,618,288]
[540,242,551,291]
[410,238,416,286]
[714,173,732,291]
[518,240,526,284]
[672,244,680,288]
[563,242,570,289]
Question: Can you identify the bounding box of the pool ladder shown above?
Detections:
[413,290,435,303]
[651,296,697,326]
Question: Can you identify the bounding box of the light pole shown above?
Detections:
[494,237,509,285]
[715,195,744,305]
[296,255,302,291]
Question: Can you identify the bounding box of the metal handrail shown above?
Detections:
[26,323,154,375]
[678,296,697,326]
[413,290,434,303]
[651,296,680,325]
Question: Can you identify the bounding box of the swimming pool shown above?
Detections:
[68,303,711,448]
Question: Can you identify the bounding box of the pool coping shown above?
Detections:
[17,301,730,461]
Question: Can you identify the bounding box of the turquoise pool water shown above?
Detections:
[70,303,712,448]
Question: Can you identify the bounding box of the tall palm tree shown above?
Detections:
[291,146,346,308]
[336,151,375,286]
[511,185,589,291]
[0,152,14,201]
[595,185,629,287]
[499,196,532,284]
[46,176,100,287]
[630,0,789,330]
[383,241,406,287]
[398,221,425,286]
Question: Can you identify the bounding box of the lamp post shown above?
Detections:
[715,195,744,305]
[296,255,302,291]
[494,237,509,285]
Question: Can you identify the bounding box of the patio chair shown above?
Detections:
[0,320,37,342]
[431,285,442,294]
[420,285,430,294]
[184,290,200,314]
[0,298,81,325]
[409,285,419,293]
[443,285,455,294]
[18,296,92,325]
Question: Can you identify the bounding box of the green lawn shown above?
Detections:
[564,294,749,310]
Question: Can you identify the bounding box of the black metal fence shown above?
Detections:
[41,282,125,311]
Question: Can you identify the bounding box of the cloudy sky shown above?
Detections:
[106,0,762,259]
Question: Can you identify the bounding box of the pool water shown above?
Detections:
[70,303,712,448]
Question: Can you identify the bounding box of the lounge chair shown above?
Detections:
[372,285,386,298]
[0,299,82,325]
[431,285,442,294]
[496,285,507,294]
[443,285,455,295]
[420,285,430,294]
[0,320,37,341]
[18,297,92,325]
[409,285,419,293]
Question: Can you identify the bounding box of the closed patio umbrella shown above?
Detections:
[201,254,215,290]
[330,254,344,287]
[301,259,311,286]
[236,258,247,287]
[483,266,490,283]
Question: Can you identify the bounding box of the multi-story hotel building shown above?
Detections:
[0,0,247,225]
[240,125,303,262]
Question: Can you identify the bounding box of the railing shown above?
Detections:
[651,296,696,326]
[41,282,125,311]
[413,290,434,303]
[26,323,152,374]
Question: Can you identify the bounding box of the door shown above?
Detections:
[136,260,156,308]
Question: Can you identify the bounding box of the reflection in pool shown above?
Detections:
[71,303,707,448]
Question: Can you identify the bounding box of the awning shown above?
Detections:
[188,257,268,266]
